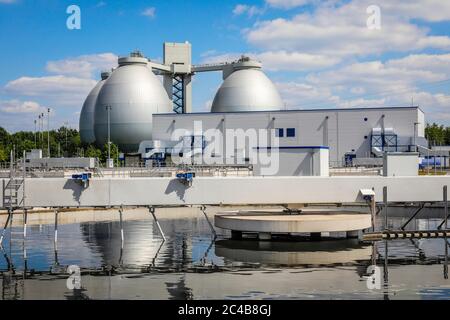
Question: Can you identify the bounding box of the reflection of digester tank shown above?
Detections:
[79,218,193,268]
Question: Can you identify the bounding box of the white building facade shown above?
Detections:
[151,106,426,166]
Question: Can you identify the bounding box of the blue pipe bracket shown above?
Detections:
[71,172,92,188]
[176,172,195,186]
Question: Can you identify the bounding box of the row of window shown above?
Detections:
[276,128,296,138]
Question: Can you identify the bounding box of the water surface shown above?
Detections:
[0,206,449,299]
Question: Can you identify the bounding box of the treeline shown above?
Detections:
[0,126,119,164]
[1,122,448,162]
[425,123,450,146]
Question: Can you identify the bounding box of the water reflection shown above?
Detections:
[215,239,372,267]
[0,207,448,299]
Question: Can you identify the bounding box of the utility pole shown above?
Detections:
[47,108,50,158]
[106,105,113,168]
[40,112,44,149]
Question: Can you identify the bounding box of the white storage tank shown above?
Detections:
[93,51,172,152]
[79,71,111,144]
[211,57,283,113]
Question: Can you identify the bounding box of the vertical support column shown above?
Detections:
[444,237,448,280]
[383,186,388,230]
[200,205,217,238]
[23,208,27,239]
[119,206,124,249]
[445,185,448,230]
[371,242,377,267]
[0,209,12,246]
[371,188,376,232]
[383,240,389,300]
[54,208,58,248]
[149,206,166,242]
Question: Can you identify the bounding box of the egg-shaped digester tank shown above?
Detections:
[94,52,172,152]
[211,58,283,113]
[79,71,111,144]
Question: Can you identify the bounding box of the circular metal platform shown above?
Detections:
[214,210,372,235]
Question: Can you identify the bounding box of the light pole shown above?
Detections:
[40,112,44,149]
[34,119,37,148]
[105,105,113,168]
[64,121,69,155]
[47,108,50,157]
[38,114,41,146]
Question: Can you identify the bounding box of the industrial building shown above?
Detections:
[79,42,428,171]
[151,106,426,166]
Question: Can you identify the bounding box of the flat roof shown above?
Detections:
[154,105,423,117]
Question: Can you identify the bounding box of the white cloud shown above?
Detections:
[233,4,248,15]
[201,50,340,71]
[46,53,117,79]
[141,7,156,19]
[265,0,314,9]
[245,0,450,58]
[381,1,450,22]
[274,54,450,116]
[256,51,340,71]
[0,100,44,113]
[4,75,97,107]
[233,4,265,17]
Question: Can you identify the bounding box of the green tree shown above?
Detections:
[425,123,446,146]
[0,127,10,146]
[102,143,119,165]
[85,144,102,159]
[0,145,8,162]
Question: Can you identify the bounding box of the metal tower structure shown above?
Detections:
[147,43,263,115]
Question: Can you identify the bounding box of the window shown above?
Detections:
[275,128,284,137]
[286,128,296,137]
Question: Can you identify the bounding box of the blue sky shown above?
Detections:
[1,0,450,132]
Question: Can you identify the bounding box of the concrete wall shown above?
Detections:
[26,157,96,169]
[253,147,329,176]
[153,107,424,165]
[4,175,450,208]
[383,152,419,177]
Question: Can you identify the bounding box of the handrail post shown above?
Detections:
[383,186,388,230]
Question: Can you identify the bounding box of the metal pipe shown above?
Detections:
[383,186,388,230]
[47,108,50,157]
[369,189,376,232]
[23,209,27,238]
[445,186,448,230]
[34,119,37,148]
[445,237,448,280]
[119,206,124,248]
[0,209,12,246]
[149,207,166,241]
[54,208,58,248]
[400,203,425,230]
[200,205,217,238]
